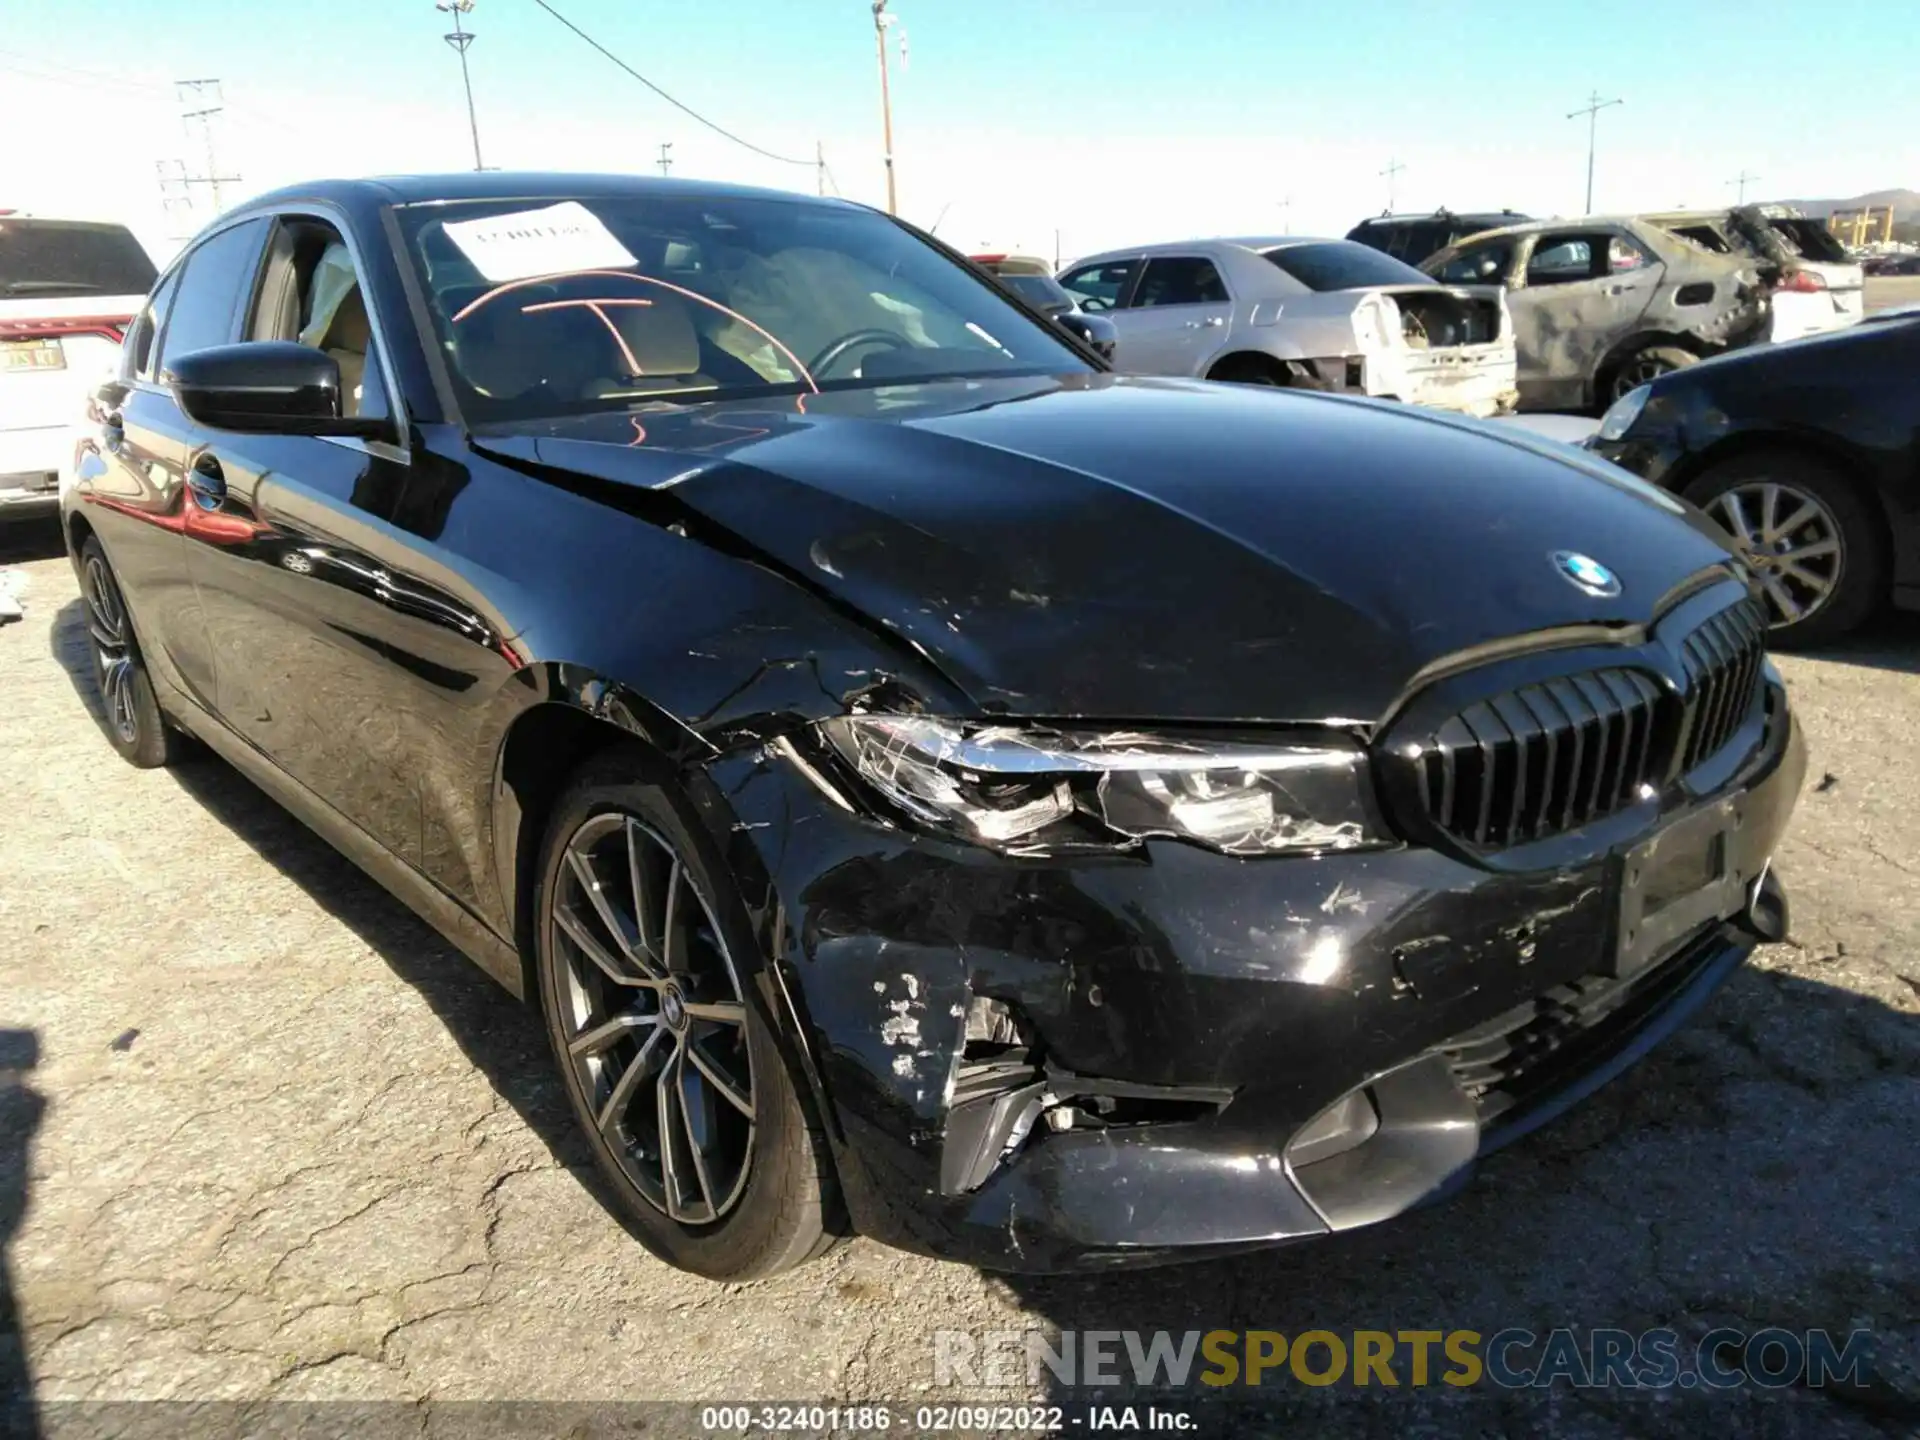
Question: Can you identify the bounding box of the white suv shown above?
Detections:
[1,214,156,521]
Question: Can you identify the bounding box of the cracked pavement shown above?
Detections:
[1,517,1917,1434]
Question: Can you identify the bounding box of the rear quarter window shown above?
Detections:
[1265,241,1431,291]
[0,220,157,301]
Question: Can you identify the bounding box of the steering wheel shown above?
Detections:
[808,328,908,378]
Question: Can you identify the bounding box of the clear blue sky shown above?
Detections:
[3,0,1914,262]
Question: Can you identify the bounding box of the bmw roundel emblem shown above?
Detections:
[1551,550,1621,598]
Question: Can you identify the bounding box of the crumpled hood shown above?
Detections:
[478,374,1737,724]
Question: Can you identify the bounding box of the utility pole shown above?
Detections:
[817,139,826,197]
[1053,229,1061,272]
[436,0,484,171]
[1567,90,1623,214]
[1379,160,1405,214]
[1278,194,1293,234]
[872,0,898,215]
[1729,169,1760,204]
[657,142,674,176]
[171,80,241,220]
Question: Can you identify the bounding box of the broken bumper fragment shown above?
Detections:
[698,675,1806,1272]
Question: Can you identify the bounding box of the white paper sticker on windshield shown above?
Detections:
[441,200,638,282]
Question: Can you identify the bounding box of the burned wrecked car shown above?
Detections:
[68,173,1804,1279]
[1060,237,1518,416]
[1423,216,1770,411]
[1645,205,1866,345]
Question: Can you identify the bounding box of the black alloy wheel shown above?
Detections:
[80,537,183,769]
[535,753,841,1278]
[1607,345,1698,405]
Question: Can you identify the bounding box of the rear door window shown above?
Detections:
[1131,256,1228,307]
[0,219,157,301]
[1608,235,1654,272]
[1059,259,1139,312]
[155,219,271,375]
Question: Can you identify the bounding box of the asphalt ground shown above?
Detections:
[3,300,1918,1435]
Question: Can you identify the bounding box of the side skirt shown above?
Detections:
[159,682,527,1001]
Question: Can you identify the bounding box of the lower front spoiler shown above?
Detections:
[894,902,1773,1274]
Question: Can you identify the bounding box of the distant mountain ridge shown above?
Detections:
[1770,188,1920,219]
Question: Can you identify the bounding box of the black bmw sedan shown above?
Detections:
[66,174,1804,1280]
[1589,308,1920,646]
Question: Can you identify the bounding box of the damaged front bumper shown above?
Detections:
[699,682,1805,1273]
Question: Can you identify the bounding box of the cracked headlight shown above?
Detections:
[1595,383,1651,442]
[815,716,1385,856]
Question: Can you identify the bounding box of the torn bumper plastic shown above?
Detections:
[697,682,1805,1272]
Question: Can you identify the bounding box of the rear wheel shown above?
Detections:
[1683,453,1885,646]
[1603,344,1697,405]
[1206,354,1287,386]
[80,538,184,769]
[534,752,842,1279]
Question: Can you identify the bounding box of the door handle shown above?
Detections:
[1184,316,1226,329]
[187,452,227,508]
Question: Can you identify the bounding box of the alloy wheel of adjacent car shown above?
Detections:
[1708,482,1842,626]
[534,755,842,1279]
[1608,345,1696,404]
[1684,453,1886,646]
[79,537,183,768]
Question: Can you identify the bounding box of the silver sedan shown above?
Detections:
[1060,237,1518,417]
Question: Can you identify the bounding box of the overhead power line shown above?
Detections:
[528,0,813,167]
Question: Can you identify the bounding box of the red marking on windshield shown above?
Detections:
[451,267,819,391]
[520,298,654,311]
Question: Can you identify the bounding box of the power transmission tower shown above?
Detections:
[657,142,674,176]
[1568,91,1623,214]
[437,0,484,170]
[154,160,199,243]
[1379,160,1405,214]
[167,80,241,222]
[1729,169,1760,204]
[872,1,901,214]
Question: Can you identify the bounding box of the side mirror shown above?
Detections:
[1055,311,1117,362]
[167,342,383,438]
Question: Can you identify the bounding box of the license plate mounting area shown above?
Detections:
[1613,797,1748,979]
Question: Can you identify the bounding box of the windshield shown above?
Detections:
[1263,241,1433,291]
[395,194,1091,421]
[1000,273,1074,310]
[0,219,157,300]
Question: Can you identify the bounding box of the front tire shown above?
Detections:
[1683,452,1885,647]
[534,751,842,1280]
[79,537,184,769]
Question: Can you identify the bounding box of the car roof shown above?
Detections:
[1071,236,1343,263]
[0,215,142,234]
[231,171,868,216]
[1352,210,1526,226]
